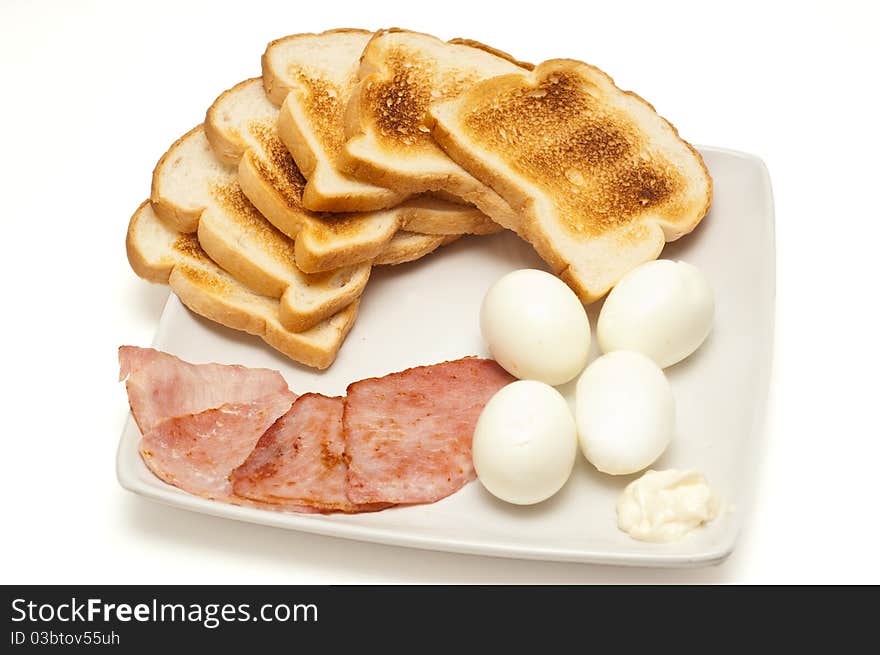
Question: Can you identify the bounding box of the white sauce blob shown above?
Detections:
[617,469,720,542]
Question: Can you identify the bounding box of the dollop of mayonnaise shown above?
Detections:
[617,469,720,543]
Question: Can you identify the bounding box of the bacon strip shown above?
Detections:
[231,394,388,513]
[119,346,294,433]
[343,358,514,505]
[119,345,301,507]
[140,398,292,502]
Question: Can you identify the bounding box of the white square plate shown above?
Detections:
[118,147,774,567]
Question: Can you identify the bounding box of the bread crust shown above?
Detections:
[372,233,459,266]
[396,198,501,235]
[126,200,175,283]
[150,125,205,232]
[150,125,368,333]
[262,28,373,105]
[170,265,359,370]
[446,38,534,71]
[126,201,357,369]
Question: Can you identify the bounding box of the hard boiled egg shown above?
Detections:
[597,260,714,368]
[473,380,578,505]
[575,351,674,475]
[481,269,590,385]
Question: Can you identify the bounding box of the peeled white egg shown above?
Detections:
[481,269,590,386]
[575,351,674,475]
[597,259,714,368]
[473,380,578,505]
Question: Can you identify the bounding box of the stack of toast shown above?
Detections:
[127,28,711,370]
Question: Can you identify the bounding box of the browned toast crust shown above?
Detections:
[447,38,534,71]
[150,125,369,333]
[149,125,206,232]
[126,201,358,369]
[262,28,374,105]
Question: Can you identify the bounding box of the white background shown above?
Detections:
[2,0,878,584]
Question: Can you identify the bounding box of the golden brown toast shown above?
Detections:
[262,29,405,212]
[126,201,358,369]
[205,78,495,273]
[430,59,712,302]
[150,125,369,332]
[338,29,529,225]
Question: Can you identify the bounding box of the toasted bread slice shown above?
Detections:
[262,29,404,212]
[374,232,460,266]
[205,78,489,272]
[430,59,712,302]
[127,201,357,369]
[339,29,528,224]
[394,195,498,235]
[150,126,369,332]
